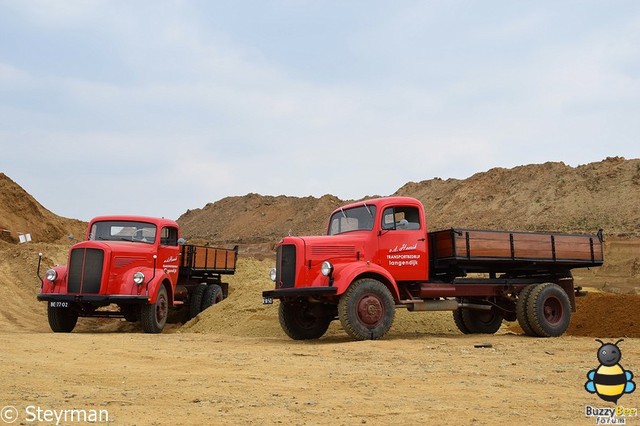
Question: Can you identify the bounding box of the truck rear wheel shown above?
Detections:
[141,285,168,333]
[516,285,537,336]
[526,283,571,337]
[338,278,395,340]
[278,300,332,340]
[201,284,223,311]
[452,309,472,334]
[189,284,207,319]
[47,303,78,333]
[454,307,503,334]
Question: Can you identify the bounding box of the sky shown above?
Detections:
[1,1,639,221]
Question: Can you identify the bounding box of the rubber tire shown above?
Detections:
[201,284,223,311]
[453,309,472,334]
[278,300,332,340]
[141,285,168,333]
[47,303,78,333]
[460,308,503,334]
[526,283,572,337]
[516,285,538,336]
[189,284,207,319]
[338,278,395,341]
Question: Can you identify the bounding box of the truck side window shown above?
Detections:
[160,227,178,246]
[382,207,421,230]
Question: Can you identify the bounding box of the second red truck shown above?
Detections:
[263,196,604,340]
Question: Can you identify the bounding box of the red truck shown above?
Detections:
[262,197,604,340]
[38,215,237,333]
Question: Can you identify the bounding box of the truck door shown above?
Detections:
[157,226,180,285]
[377,205,428,282]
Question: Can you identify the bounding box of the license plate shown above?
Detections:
[50,301,69,308]
[262,296,273,305]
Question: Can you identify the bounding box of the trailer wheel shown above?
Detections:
[47,303,78,333]
[516,285,537,336]
[338,278,395,340]
[141,285,168,333]
[278,300,332,340]
[460,308,503,334]
[526,283,571,337]
[189,283,207,318]
[201,284,223,311]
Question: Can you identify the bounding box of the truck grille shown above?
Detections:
[276,244,296,288]
[68,248,104,294]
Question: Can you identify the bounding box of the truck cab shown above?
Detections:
[38,215,238,333]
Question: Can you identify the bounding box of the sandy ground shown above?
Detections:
[1,332,639,425]
[1,245,639,425]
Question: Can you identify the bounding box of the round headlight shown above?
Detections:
[133,272,145,285]
[269,268,277,282]
[45,269,57,282]
[321,261,333,277]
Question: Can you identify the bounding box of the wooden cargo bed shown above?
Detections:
[429,228,603,276]
[179,244,238,274]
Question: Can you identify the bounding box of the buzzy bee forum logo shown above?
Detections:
[584,339,637,424]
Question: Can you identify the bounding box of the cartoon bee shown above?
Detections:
[585,339,636,404]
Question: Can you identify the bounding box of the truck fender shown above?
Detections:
[332,262,400,301]
[145,272,174,305]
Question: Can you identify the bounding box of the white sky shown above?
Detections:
[1,1,639,221]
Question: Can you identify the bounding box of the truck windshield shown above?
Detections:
[89,221,157,244]
[328,205,376,235]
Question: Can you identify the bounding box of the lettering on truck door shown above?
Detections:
[377,206,428,281]
[158,226,180,282]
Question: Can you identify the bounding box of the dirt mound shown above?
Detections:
[182,258,640,339]
[178,157,640,248]
[566,292,640,338]
[396,157,640,236]
[0,173,86,244]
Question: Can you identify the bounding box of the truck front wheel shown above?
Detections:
[47,303,78,333]
[338,278,395,340]
[278,299,332,340]
[141,285,168,333]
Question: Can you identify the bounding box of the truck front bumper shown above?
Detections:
[262,286,338,301]
[38,294,150,304]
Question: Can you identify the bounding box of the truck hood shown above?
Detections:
[281,233,368,260]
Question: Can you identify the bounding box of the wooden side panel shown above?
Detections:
[194,247,208,269]
[513,233,552,259]
[555,235,600,261]
[183,245,237,271]
[429,228,603,264]
[431,231,455,258]
[466,231,512,258]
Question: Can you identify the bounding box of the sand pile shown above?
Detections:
[182,258,639,339]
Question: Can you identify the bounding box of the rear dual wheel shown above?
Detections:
[517,283,571,337]
[453,305,503,334]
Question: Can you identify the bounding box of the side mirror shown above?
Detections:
[177,238,186,246]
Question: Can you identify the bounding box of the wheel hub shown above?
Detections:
[357,294,383,326]
[543,296,562,325]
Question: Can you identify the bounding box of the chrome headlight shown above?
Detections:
[269,268,277,282]
[45,269,57,282]
[133,272,145,285]
[320,261,333,277]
